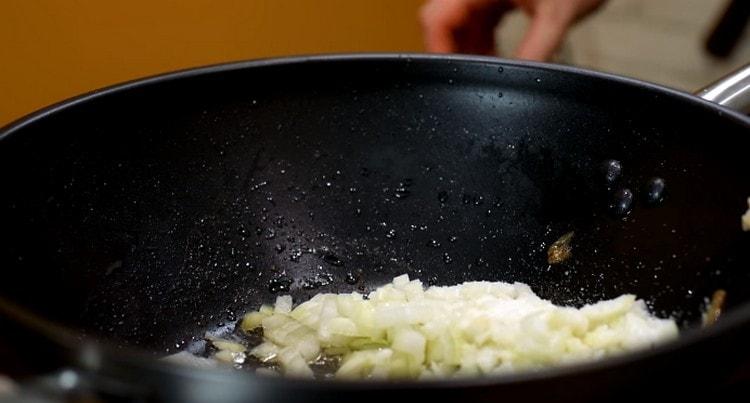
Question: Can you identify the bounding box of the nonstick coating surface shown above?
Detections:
[1,55,750,360]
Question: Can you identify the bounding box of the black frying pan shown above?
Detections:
[1,54,750,402]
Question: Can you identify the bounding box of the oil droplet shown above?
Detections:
[442,253,453,264]
[250,181,269,192]
[289,248,303,261]
[321,252,344,267]
[462,193,483,206]
[602,159,622,183]
[301,273,333,290]
[344,272,359,285]
[645,177,666,205]
[610,188,634,216]
[394,183,411,199]
[268,276,292,293]
[264,228,277,239]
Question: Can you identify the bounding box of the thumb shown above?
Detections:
[514,7,572,62]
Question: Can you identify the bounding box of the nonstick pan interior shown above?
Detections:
[1,55,749,355]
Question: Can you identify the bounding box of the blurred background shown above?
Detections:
[1,0,748,126]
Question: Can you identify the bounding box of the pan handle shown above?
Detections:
[696,63,750,113]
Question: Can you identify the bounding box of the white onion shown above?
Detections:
[240,274,678,379]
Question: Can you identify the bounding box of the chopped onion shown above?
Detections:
[239,275,678,379]
[208,337,246,353]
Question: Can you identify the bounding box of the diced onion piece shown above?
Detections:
[278,347,314,378]
[393,274,410,287]
[391,328,426,365]
[259,304,274,315]
[275,295,293,314]
[214,350,242,364]
[241,311,268,332]
[250,342,279,363]
[210,339,246,353]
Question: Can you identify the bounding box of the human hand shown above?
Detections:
[420,0,605,61]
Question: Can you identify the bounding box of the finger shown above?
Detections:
[514,7,572,61]
[423,17,459,53]
[419,0,469,53]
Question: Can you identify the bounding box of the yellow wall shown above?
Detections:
[0,1,424,126]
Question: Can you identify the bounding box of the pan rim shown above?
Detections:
[2,52,749,137]
[1,52,749,390]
